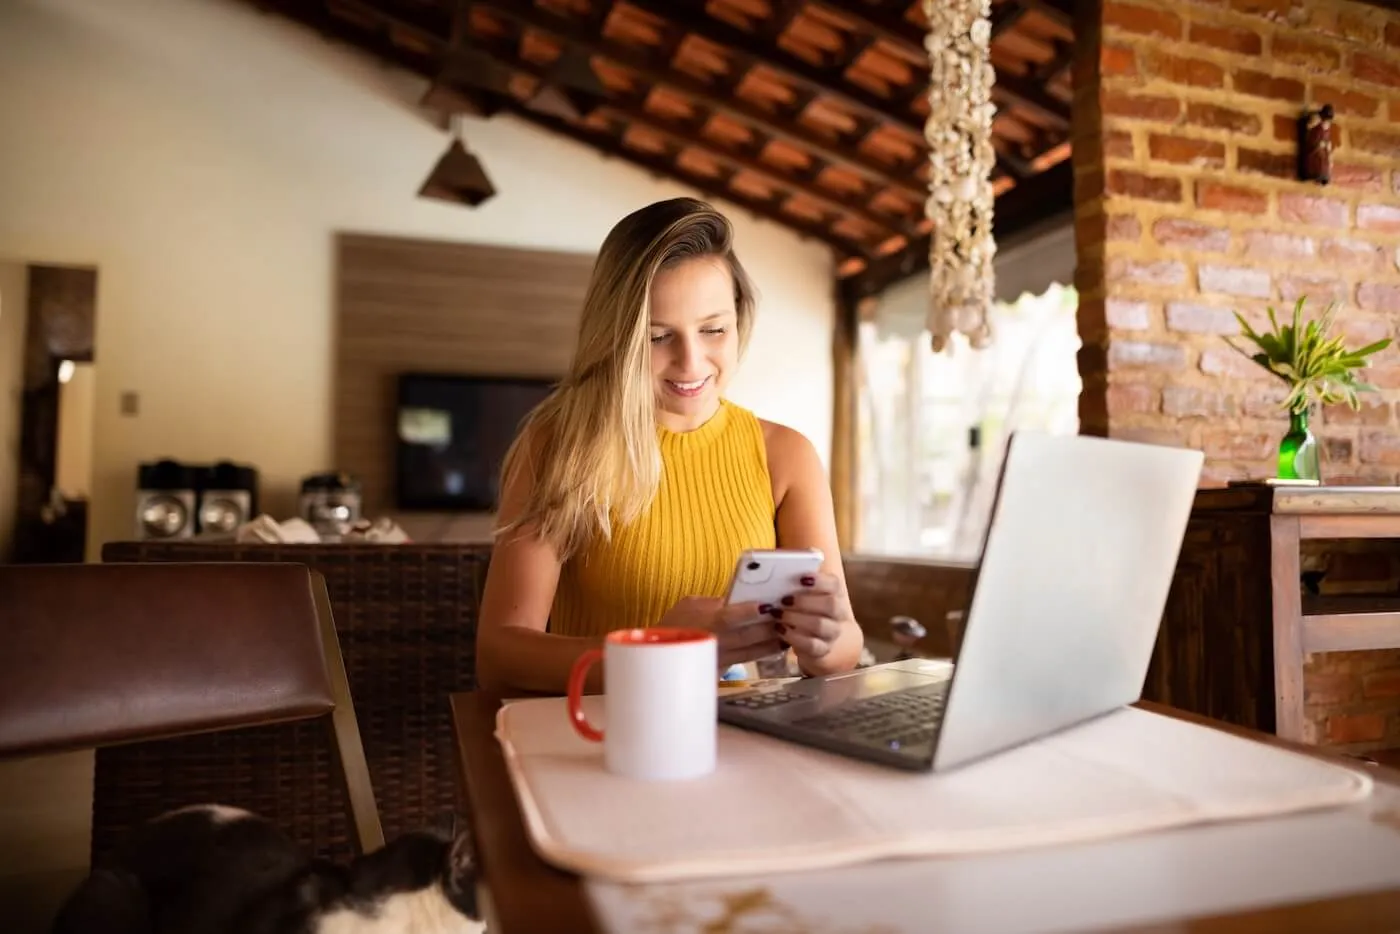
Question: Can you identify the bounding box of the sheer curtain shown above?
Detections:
[856,217,1082,559]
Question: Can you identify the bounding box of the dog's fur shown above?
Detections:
[51,805,479,934]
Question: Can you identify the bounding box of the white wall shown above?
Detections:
[0,0,835,554]
[0,263,27,561]
[56,362,96,500]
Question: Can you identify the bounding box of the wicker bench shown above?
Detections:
[97,540,489,862]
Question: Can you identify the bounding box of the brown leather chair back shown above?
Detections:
[0,562,383,856]
[99,540,487,849]
[0,563,334,757]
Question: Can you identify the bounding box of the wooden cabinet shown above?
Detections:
[1146,485,1400,743]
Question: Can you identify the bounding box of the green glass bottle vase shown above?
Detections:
[1277,407,1320,481]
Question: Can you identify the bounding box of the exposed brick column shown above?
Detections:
[1072,0,1113,439]
[1074,0,1400,487]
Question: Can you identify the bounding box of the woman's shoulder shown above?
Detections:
[758,418,824,500]
[758,417,815,456]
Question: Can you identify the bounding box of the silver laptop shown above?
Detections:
[718,432,1204,772]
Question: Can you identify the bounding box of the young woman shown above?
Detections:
[475,197,863,695]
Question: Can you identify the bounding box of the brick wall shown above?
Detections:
[1075,0,1400,485]
[1075,0,1400,752]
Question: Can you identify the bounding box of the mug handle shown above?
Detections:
[567,649,604,742]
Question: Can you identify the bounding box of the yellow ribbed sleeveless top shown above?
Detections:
[548,400,777,637]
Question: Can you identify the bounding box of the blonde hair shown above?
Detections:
[498,198,757,560]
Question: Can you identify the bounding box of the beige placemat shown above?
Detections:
[496,698,1373,884]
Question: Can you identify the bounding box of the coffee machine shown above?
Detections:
[135,459,260,539]
[298,472,363,539]
[135,460,199,540]
[196,461,260,535]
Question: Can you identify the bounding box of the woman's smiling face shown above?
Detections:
[648,256,740,432]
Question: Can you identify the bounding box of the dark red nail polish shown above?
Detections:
[801,575,816,586]
[769,608,783,619]
[780,595,794,607]
[758,603,774,614]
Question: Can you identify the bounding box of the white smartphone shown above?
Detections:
[724,547,825,608]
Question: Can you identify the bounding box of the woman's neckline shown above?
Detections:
[657,398,731,449]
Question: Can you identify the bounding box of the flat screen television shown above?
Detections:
[394,372,556,511]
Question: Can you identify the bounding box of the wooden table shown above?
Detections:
[1148,486,1400,744]
[450,691,1400,934]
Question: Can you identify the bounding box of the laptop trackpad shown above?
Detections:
[816,666,947,706]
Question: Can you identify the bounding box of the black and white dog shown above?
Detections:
[52,805,480,934]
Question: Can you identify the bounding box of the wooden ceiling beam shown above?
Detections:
[598,95,920,239]
[839,33,881,71]
[840,155,1073,300]
[654,19,691,61]
[1020,0,1075,29]
[1036,37,1077,83]
[416,22,918,242]
[992,73,1070,129]
[468,0,926,199]
[504,103,864,256]
[476,28,914,238]
[282,0,441,71]
[808,0,1070,129]
[623,0,924,137]
[990,2,1030,36]
[500,42,918,239]
[577,0,612,32]
[765,0,807,39]
[283,0,869,250]
[807,0,933,51]
[994,149,1033,181]
[318,0,899,249]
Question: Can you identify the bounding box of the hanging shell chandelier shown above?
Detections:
[923,0,998,352]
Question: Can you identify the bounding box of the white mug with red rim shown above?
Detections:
[567,627,718,781]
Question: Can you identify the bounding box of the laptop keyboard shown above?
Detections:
[723,689,807,710]
[791,684,947,750]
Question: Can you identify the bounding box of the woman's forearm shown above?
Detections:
[477,625,606,696]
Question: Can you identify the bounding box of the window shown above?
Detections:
[856,259,1082,560]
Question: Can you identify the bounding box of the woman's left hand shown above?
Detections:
[774,571,855,668]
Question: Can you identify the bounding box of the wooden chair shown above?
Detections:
[0,562,384,863]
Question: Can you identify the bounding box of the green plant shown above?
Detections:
[1227,297,1391,415]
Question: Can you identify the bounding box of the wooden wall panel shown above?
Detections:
[333,233,596,520]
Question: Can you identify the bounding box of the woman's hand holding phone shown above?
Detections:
[656,596,785,673]
[720,548,850,671]
[770,571,853,667]
[655,549,847,675]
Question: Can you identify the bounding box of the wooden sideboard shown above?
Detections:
[1146,485,1400,744]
